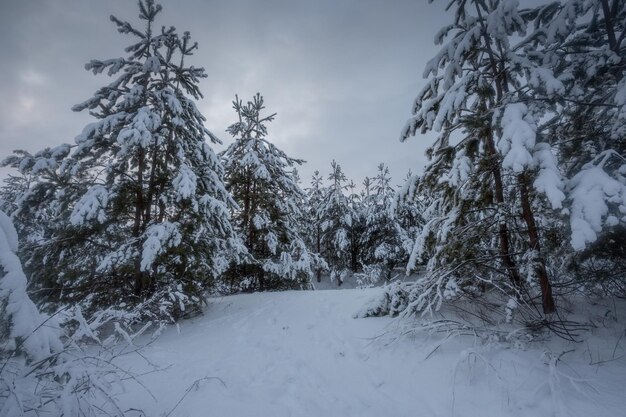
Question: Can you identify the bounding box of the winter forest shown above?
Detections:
[1,0,625,416]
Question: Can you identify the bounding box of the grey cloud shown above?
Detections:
[0,0,447,186]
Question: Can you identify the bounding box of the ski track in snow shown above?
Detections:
[115,288,626,417]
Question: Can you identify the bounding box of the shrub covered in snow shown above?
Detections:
[0,209,143,416]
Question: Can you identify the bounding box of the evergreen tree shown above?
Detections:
[347,179,364,273]
[221,93,324,291]
[2,0,243,321]
[394,170,424,250]
[393,0,626,321]
[399,0,570,316]
[0,173,28,217]
[304,170,328,282]
[319,161,353,285]
[359,164,407,279]
[0,209,62,362]
[540,0,626,293]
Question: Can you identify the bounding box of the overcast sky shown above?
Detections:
[0,0,447,188]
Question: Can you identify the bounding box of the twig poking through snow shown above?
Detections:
[163,376,227,417]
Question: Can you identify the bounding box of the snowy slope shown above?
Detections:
[116,288,626,417]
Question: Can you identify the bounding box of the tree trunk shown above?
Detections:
[484,128,523,288]
[519,174,556,314]
[259,269,265,291]
[243,171,251,245]
[600,0,618,52]
[316,223,321,282]
[133,148,148,296]
[351,237,359,272]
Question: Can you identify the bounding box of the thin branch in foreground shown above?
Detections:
[163,376,227,417]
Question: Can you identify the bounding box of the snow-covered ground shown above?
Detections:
[115,288,626,417]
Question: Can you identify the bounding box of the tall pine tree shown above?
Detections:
[2,0,243,321]
[360,164,407,280]
[221,93,324,291]
[399,0,571,316]
[304,170,328,282]
[319,161,353,285]
[540,0,626,294]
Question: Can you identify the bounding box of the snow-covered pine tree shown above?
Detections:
[540,0,626,294]
[0,209,155,416]
[1,0,243,322]
[290,167,302,186]
[0,173,28,219]
[288,167,316,277]
[394,170,424,250]
[221,93,324,291]
[362,176,373,203]
[304,170,328,282]
[319,161,353,285]
[0,209,62,363]
[346,179,364,273]
[359,164,407,280]
[397,0,574,316]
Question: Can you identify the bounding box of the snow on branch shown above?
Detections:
[0,210,62,362]
[568,151,626,250]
